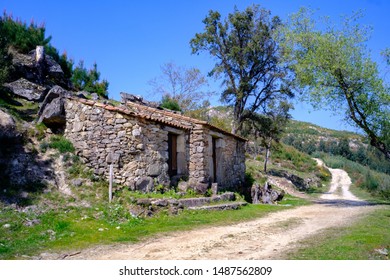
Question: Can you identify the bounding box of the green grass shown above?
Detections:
[0,193,308,259]
[286,207,390,260]
[47,135,75,153]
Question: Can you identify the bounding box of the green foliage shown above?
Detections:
[281,120,390,175]
[71,61,109,98]
[0,12,50,54]
[48,136,75,153]
[0,12,109,96]
[160,95,181,111]
[190,5,293,134]
[272,144,317,173]
[281,8,390,160]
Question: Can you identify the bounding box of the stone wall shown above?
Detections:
[64,98,246,192]
[64,99,190,192]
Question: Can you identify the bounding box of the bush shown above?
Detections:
[160,95,181,111]
[48,135,75,153]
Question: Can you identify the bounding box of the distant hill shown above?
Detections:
[195,105,390,175]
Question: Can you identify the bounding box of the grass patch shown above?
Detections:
[40,135,75,153]
[0,189,309,259]
[286,207,390,260]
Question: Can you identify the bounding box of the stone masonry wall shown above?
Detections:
[64,99,190,192]
[64,98,245,192]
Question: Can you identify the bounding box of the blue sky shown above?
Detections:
[2,0,389,132]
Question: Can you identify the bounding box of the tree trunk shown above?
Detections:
[264,139,272,173]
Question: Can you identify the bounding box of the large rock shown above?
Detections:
[9,46,69,88]
[135,176,155,193]
[0,109,18,139]
[251,182,284,204]
[38,97,65,130]
[3,78,47,101]
[37,86,72,130]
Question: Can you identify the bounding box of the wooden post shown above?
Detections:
[109,164,113,203]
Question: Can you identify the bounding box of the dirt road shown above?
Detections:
[68,163,377,260]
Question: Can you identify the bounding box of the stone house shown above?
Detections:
[63,96,246,193]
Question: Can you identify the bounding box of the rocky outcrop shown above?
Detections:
[251,182,284,204]
[3,78,47,101]
[268,169,320,191]
[37,86,73,131]
[9,46,69,88]
[0,109,18,139]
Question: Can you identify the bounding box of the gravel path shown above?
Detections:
[66,161,377,260]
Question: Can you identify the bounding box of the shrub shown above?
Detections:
[160,95,181,111]
[48,135,75,153]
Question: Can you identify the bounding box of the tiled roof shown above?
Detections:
[70,97,247,141]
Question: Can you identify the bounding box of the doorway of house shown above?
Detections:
[212,137,217,183]
[168,133,178,177]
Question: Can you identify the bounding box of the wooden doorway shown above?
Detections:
[212,137,217,183]
[168,133,178,177]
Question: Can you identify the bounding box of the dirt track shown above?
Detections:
[67,163,377,260]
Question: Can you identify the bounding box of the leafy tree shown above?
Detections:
[190,5,294,135]
[149,62,211,112]
[242,100,292,172]
[281,8,390,161]
[71,61,109,98]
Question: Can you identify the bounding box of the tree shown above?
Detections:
[160,95,181,111]
[71,61,109,98]
[190,5,294,135]
[242,100,292,172]
[281,8,390,161]
[148,62,211,112]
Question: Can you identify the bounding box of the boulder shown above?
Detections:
[178,181,189,192]
[193,183,209,195]
[37,86,73,131]
[135,176,154,193]
[9,46,68,87]
[0,109,17,139]
[251,182,284,204]
[3,78,47,101]
[38,97,65,131]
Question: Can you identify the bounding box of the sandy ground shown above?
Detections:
[66,161,378,260]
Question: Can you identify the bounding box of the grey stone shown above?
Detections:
[136,198,151,206]
[24,219,41,227]
[211,183,219,196]
[71,178,83,187]
[193,183,209,195]
[0,109,17,139]
[132,128,141,137]
[38,97,65,130]
[178,181,188,192]
[4,78,47,101]
[91,93,99,100]
[152,199,168,207]
[106,153,120,164]
[147,163,161,176]
[136,176,154,192]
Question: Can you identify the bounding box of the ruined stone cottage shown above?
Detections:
[3,45,246,193]
[45,92,246,193]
